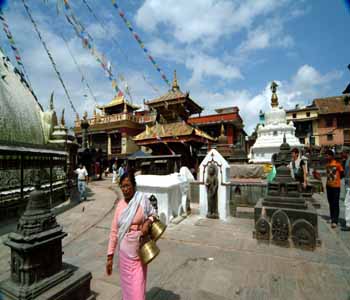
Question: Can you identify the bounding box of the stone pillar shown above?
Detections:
[227,124,234,144]
[107,133,112,157]
[80,113,90,150]
[121,132,127,154]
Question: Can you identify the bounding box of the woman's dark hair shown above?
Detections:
[291,148,299,154]
[325,149,334,157]
[119,169,136,187]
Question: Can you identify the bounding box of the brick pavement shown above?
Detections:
[2,178,350,299]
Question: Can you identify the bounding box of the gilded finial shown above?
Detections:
[270,81,279,108]
[83,111,88,119]
[49,91,54,110]
[172,70,179,91]
[93,108,97,118]
[61,108,65,126]
[76,113,80,121]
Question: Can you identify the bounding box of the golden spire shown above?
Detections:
[270,81,279,108]
[76,113,80,121]
[172,70,179,91]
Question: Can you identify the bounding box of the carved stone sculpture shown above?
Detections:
[256,216,271,240]
[206,163,218,219]
[292,219,316,249]
[271,210,290,242]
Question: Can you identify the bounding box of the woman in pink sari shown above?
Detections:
[106,171,155,300]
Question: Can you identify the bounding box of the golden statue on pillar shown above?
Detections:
[270,81,279,108]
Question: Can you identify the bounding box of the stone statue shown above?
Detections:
[206,163,219,218]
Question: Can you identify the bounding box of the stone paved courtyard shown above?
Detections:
[1,178,350,299]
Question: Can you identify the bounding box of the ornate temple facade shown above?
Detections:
[188,106,247,162]
[74,94,154,160]
[133,71,215,169]
[0,49,77,220]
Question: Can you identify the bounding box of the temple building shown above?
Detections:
[0,48,77,220]
[188,106,248,162]
[74,94,155,159]
[133,71,215,169]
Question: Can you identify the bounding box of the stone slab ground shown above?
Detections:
[1,178,350,299]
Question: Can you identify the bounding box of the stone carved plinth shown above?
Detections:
[253,137,320,250]
[0,179,95,300]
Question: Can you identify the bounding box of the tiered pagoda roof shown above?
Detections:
[133,121,215,145]
[97,93,140,115]
[145,71,203,121]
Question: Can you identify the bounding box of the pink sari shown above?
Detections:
[107,194,155,300]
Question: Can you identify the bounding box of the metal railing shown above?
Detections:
[75,112,157,128]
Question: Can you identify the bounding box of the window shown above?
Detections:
[326,118,333,127]
[310,136,315,145]
[306,112,310,117]
[292,113,297,118]
[327,134,333,141]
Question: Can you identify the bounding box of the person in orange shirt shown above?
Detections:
[325,150,344,228]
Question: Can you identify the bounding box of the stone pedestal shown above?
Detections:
[253,137,320,250]
[0,179,94,300]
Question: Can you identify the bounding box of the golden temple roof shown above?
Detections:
[97,94,140,110]
[133,121,216,142]
[145,71,203,113]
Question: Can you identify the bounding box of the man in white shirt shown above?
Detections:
[75,164,88,201]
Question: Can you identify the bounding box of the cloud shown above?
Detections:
[191,64,343,134]
[135,0,285,45]
[147,38,185,63]
[237,18,294,54]
[185,53,243,86]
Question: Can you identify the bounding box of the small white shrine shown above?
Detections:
[249,82,303,163]
[199,149,230,220]
[136,170,192,225]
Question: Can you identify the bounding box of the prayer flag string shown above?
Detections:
[59,33,98,104]
[111,1,170,88]
[22,0,77,114]
[0,9,32,88]
[62,0,125,97]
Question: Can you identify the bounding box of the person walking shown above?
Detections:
[75,164,88,201]
[118,162,125,181]
[325,150,344,229]
[288,148,308,189]
[342,150,350,231]
[112,160,118,184]
[106,171,156,300]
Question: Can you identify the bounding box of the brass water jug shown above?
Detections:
[139,236,160,265]
[150,218,167,241]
